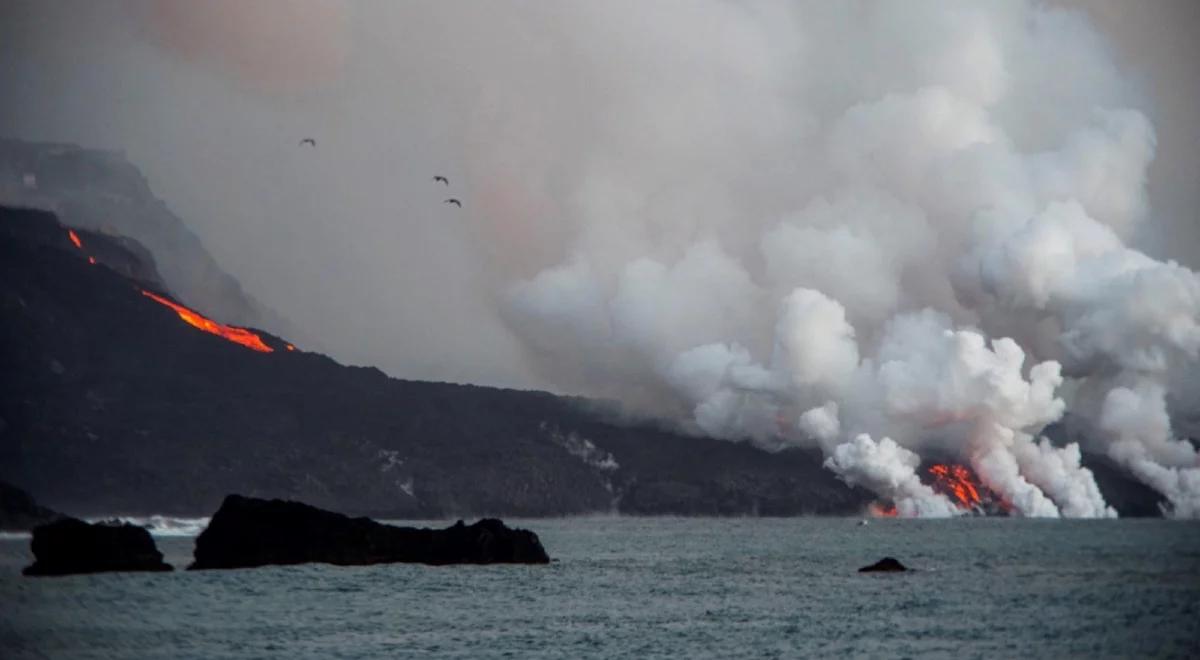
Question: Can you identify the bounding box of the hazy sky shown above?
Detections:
[1,1,1195,389]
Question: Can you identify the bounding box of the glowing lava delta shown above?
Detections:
[869,464,1009,517]
[926,465,993,511]
[867,502,898,517]
[141,290,274,353]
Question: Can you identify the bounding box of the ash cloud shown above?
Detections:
[1,1,1198,516]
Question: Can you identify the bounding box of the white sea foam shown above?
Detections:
[87,516,211,537]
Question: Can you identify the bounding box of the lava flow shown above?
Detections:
[67,229,96,264]
[867,502,898,517]
[926,465,984,511]
[141,290,274,353]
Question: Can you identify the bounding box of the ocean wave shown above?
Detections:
[86,516,210,537]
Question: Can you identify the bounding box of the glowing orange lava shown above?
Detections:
[868,502,898,517]
[141,290,274,353]
[928,464,984,509]
[286,344,296,351]
[68,229,97,264]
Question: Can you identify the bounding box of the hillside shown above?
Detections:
[0,138,286,335]
[0,206,870,518]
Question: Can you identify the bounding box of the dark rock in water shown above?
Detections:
[0,481,64,531]
[23,518,173,576]
[189,494,550,570]
[858,557,908,572]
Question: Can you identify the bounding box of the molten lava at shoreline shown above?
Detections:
[141,290,274,353]
[868,464,1011,518]
[927,463,1011,514]
[867,502,898,517]
[929,464,983,509]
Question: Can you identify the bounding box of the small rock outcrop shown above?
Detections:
[23,518,173,576]
[858,557,908,572]
[0,481,63,531]
[189,494,551,570]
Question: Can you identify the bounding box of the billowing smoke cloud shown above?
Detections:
[1099,383,1200,518]
[2,1,1197,515]
[825,434,960,518]
[492,1,1198,517]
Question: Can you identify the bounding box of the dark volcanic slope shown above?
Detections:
[0,480,63,531]
[0,139,281,332]
[0,206,869,518]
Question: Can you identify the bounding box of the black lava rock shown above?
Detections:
[858,557,908,572]
[23,518,173,576]
[189,494,550,569]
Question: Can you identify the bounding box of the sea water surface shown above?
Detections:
[1,517,1197,659]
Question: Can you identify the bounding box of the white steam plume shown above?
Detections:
[497,2,1196,516]
[1099,383,1200,517]
[825,434,960,518]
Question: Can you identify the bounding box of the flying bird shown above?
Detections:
[299,138,316,147]
[444,198,462,208]
[433,175,449,185]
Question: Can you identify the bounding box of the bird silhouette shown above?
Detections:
[433,175,449,185]
[444,198,462,208]
[299,138,316,147]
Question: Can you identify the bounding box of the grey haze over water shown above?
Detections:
[2,517,1197,659]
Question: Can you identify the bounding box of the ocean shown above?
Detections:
[1,517,1197,659]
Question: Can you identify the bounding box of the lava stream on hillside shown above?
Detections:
[141,290,274,353]
[63,227,286,354]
